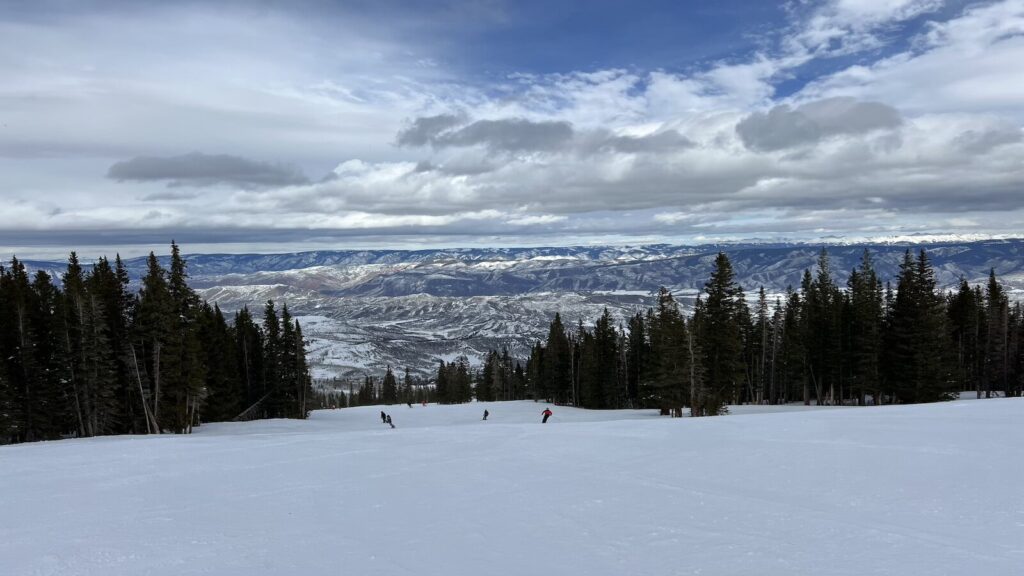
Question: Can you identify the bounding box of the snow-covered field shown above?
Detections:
[2,399,1022,575]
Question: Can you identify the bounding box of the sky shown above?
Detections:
[1,0,1023,258]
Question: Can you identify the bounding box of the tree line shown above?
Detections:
[312,350,530,408]
[524,249,1023,415]
[0,243,312,444]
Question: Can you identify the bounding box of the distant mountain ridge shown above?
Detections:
[21,239,1024,379]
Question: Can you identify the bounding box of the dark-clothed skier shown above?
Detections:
[386,414,394,429]
[483,410,489,421]
[380,410,387,423]
[541,408,552,423]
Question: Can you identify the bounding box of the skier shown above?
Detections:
[482,409,489,421]
[380,410,387,423]
[386,414,394,429]
[541,408,552,423]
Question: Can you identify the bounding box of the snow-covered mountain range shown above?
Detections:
[23,239,1024,379]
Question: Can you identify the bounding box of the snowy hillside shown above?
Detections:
[2,398,1022,575]
[22,239,1024,377]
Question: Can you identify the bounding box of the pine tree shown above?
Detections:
[751,286,771,404]
[889,250,954,403]
[593,308,620,408]
[381,366,398,405]
[803,249,843,405]
[647,289,690,416]
[477,351,495,402]
[131,252,173,433]
[262,300,281,417]
[540,313,572,403]
[402,367,413,404]
[625,312,649,408]
[984,269,1010,398]
[698,253,746,415]
[453,357,473,403]
[28,270,69,440]
[947,279,984,396]
[234,306,264,411]
[847,249,883,405]
[161,243,205,432]
[776,288,805,405]
[198,303,242,422]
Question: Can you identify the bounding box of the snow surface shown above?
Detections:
[2,399,1023,575]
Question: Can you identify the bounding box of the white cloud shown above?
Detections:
[2,0,1023,254]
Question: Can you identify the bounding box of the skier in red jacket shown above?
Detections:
[541,408,552,423]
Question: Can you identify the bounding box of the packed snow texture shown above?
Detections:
[2,399,1022,575]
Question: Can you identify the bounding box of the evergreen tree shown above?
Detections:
[477,351,495,402]
[540,313,571,403]
[984,269,1010,398]
[27,271,69,440]
[647,289,689,416]
[625,312,649,408]
[197,303,241,422]
[435,360,449,404]
[947,279,984,396]
[803,249,843,405]
[381,366,398,405]
[888,250,954,403]
[402,367,413,404]
[750,286,771,404]
[698,253,746,415]
[847,249,883,405]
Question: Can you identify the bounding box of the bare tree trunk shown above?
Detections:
[130,344,159,434]
[688,328,699,417]
[62,316,86,437]
[152,341,161,423]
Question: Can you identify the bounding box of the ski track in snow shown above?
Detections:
[2,399,1023,575]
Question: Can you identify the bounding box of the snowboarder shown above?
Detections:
[407,401,412,408]
[541,408,552,423]
[380,410,387,423]
[482,409,489,421]
[386,414,394,429]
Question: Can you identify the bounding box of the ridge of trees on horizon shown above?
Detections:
[0,242,312,445]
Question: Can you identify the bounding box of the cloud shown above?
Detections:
[792,0,944,57]
[438,118,574,151]
[601,130,694,153]
[506,214,568,226]
[140,190,201,202]
[399,116,576,152]
[736,97,902,151]
[3,0,1024,255]
[396,114,465,147]
[108,153,310,188]
[953,124,1022,154]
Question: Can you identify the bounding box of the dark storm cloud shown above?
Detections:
[107,152,310,188]
[736,97,902,151]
